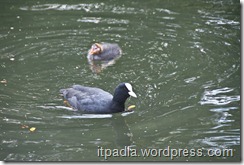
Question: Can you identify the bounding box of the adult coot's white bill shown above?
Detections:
[87,43,122,61]
[60,83,137,114]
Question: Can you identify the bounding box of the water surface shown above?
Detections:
[0,0,240,161]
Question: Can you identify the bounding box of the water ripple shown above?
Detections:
[20,3,104,12]
[58,114,112,119]
[199,87,240,105]
[77,17,129,25]
[155,8,179,15]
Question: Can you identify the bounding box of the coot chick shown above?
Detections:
[60,83,137,114]
[87,43,122,61]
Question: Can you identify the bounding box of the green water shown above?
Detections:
[0,0,241,161]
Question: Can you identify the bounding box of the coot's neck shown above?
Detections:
[109,93,129,113]
[109,100,125,113]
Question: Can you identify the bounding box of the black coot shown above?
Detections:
[60,83,137,114]
[87,43,122,61]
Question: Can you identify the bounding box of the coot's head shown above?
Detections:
[112,83,137,104]
[89,43,103,55]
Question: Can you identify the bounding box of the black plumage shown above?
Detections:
[60,83,137,114]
